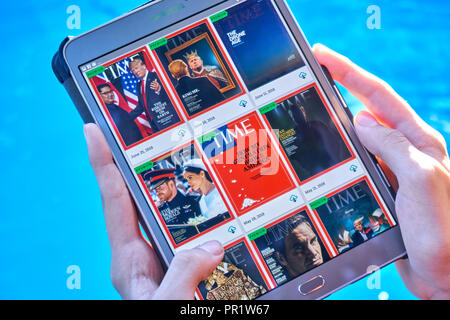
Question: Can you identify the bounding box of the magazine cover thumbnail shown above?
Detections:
[90,49,182,148]
[263,85,353,182]
[200,112,296,216]
[139,143,231,246]
[153,21,243,118]
[253,210,330,286]
[314,178,394,254]
[197,239,268,300]
[213,0,305,91]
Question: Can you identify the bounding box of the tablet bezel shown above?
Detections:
[63,0,407,300]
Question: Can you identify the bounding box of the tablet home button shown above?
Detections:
[298,275,325,295]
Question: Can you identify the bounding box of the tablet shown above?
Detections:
[58,0,406,300]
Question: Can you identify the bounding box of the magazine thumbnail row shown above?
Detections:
[87,0,306,149]
[135,107,392,249]
[135,86,355,246]
[195,179,395,300]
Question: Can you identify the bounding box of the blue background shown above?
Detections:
[1,0,449,300]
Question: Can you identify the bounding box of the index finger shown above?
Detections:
[312,44,417,126]
[312,43,448,162]
[83,123,143,250]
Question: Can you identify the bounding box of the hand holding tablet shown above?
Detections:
[313,44,450,299]
[84,44,450,299]
[56,0,450,299]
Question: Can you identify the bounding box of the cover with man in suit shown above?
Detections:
[128,57,181,134]
[314,179,394,256]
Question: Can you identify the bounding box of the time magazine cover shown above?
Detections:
[253,210,330,285]
[200,112,296,215]
[153,22,243,118]
[197,239,269,300]
[213,0,305,91]
[139,143,231,246]
[314,178,394,254]
[90,49,182,147]
[263,86,352,182]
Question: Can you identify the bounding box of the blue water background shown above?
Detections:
[0,0,449,299]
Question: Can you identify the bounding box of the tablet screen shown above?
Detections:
[81,0,396,300]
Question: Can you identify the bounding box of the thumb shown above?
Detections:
[153,241,224,300]
[354,111,418,181]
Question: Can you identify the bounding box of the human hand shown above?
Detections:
[83,123,224,300]
[312,44,450,299]
[150,79,161,93]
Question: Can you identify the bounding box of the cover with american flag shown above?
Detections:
[91,52,154,137]
[90,48,184,148]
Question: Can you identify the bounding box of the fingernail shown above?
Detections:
[198,241,223,256]
[83,125,89,141]
[312,43,325,49]
[356,112,379,127]
[83,123,95,141]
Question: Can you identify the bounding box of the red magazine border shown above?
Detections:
[250,206,332,289]
[204,111,298,216]
[311,176,396,257]
[89,46,185,151]
[137,140,235,249]
[150,18,247,121]
[195,237,272,300]
[260,82,357,186]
